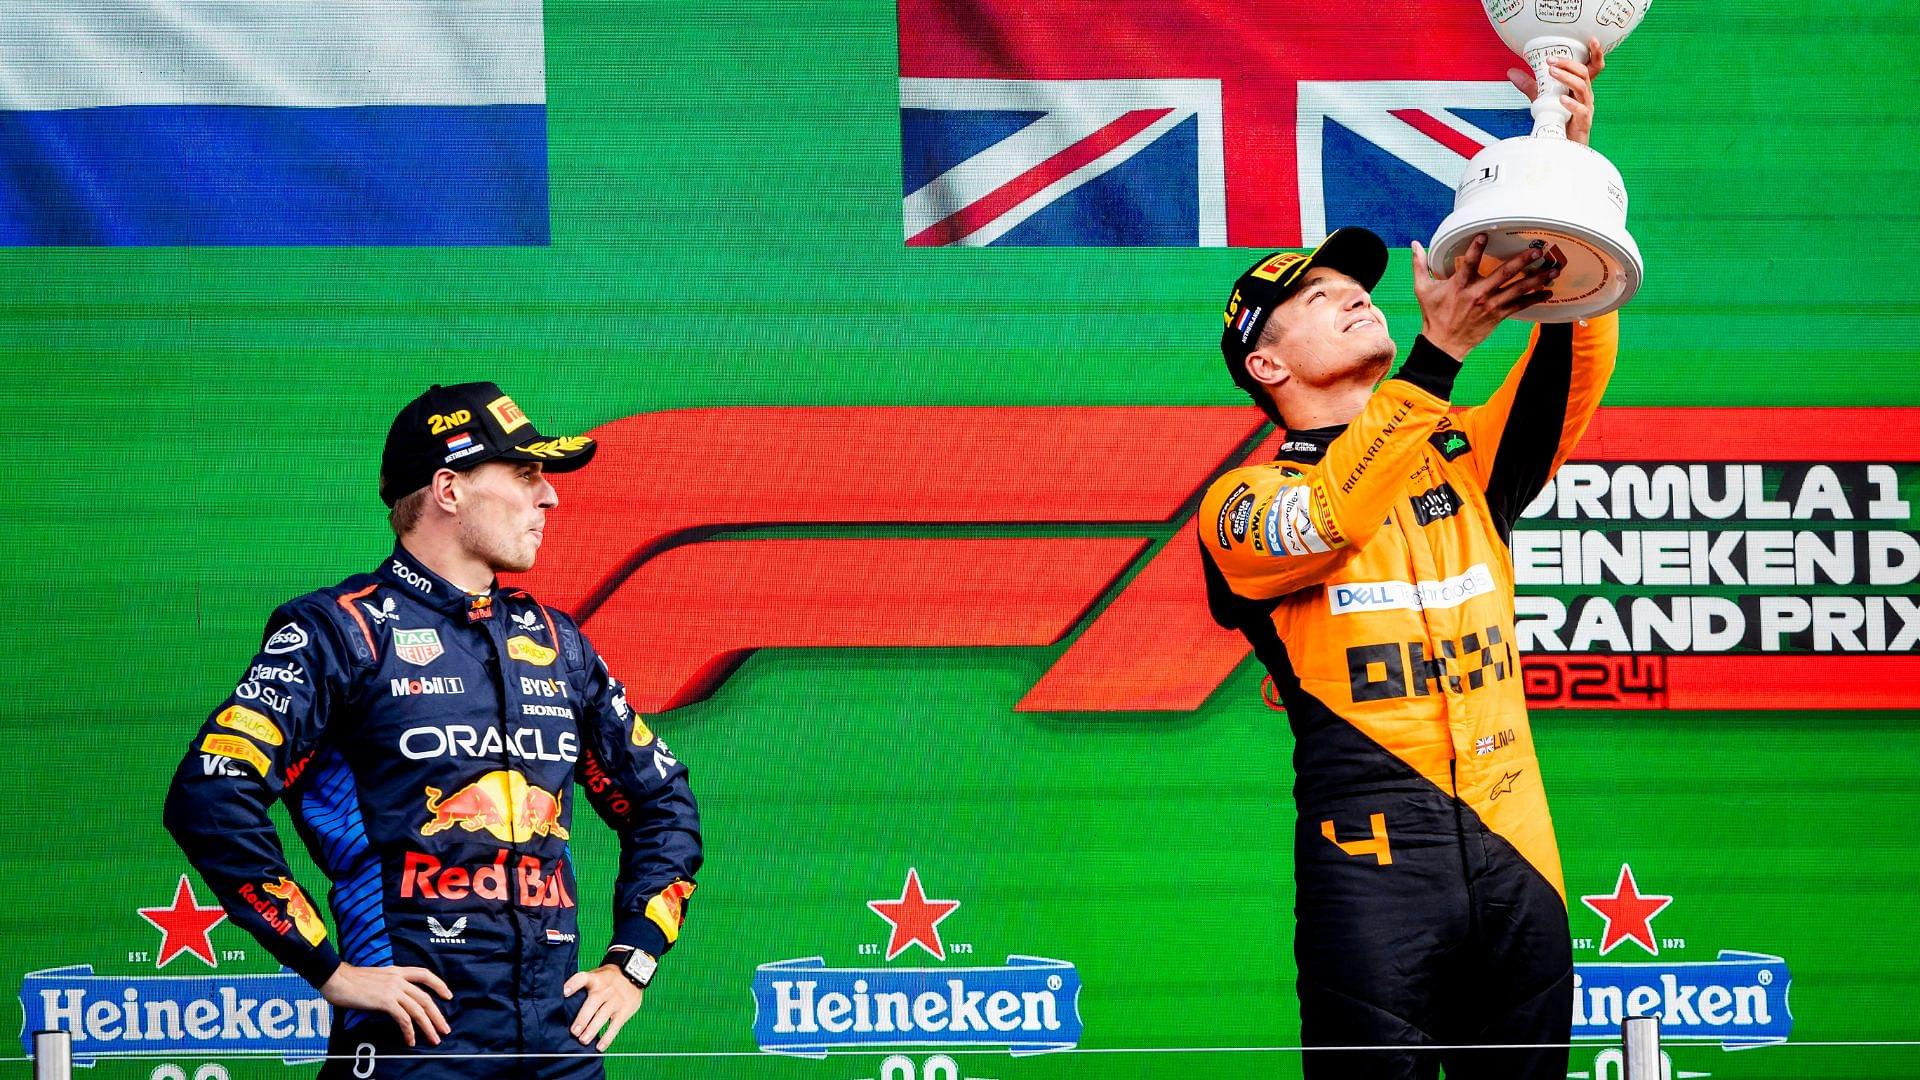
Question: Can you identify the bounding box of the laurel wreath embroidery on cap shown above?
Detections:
[518,436,593,458]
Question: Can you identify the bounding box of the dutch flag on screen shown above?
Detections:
[0,1,549,246]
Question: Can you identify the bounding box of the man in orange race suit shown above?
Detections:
[1197,47,1614,1080]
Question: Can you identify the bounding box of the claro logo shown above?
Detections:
[513,407,1920,713]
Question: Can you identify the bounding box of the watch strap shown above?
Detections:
[602,945,658,989]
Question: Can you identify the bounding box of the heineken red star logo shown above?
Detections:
[867,867,959,961]
[1581,864,1674,956]
[138,874,228,969]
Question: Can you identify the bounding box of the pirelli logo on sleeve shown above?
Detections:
[1264,485,1335,556]
[202,733,271,776]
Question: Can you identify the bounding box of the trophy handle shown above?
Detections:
[1523,35,1588,140]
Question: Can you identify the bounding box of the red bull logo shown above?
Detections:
[421,769,569,843]
[401,849,576,909]
[240,878,327,947]
[645,879,696,944]
[518,784,567,840]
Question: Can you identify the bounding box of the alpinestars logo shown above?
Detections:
[753,866,1084,1056]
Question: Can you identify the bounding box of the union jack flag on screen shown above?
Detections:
[897,0,1534,248]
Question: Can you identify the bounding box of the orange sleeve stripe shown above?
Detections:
[335,584,380,656]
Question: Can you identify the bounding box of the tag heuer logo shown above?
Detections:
[393,628,445,666]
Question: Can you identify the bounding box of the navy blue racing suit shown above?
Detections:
[164,544,702,1078]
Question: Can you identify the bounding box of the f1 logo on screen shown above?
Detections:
[513,407,1920,713]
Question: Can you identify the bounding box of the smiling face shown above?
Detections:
[1249,267,1397,402]
[451,460,558,573]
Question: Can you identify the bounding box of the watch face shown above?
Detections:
[624,949,658,986]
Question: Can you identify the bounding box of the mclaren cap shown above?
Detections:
[1219,226,1390,398]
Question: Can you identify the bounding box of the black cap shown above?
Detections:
[379,382,598,506]
[1219,226,1390,395]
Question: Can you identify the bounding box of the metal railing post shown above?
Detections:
[1622,1013,1661,1079]
[32,1029,73,1080]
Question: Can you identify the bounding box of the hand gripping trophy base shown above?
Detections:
[1429,135,1643,323]
[1428,2,1649,323]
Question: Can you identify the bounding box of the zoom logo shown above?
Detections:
[390,560,434,594]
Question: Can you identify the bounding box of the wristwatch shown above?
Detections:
[602,945,658,990]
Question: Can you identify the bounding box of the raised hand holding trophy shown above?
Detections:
[1428,0,1650,321]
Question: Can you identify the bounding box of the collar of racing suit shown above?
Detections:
[378,542,499,621]
[1274,424,1343,462]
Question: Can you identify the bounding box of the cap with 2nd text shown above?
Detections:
[379,382,597,507]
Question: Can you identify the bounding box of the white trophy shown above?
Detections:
[1428,0,1650,321]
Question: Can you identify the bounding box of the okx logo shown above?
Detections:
[752,867,1083,1060]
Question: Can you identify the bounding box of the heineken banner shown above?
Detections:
[4,2,1916,1079]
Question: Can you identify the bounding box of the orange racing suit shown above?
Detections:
[1199,314,1618,1080]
